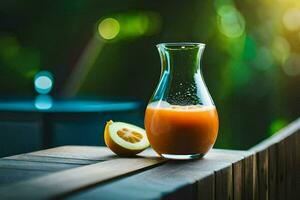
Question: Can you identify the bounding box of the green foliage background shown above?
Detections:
[0,0,299,149]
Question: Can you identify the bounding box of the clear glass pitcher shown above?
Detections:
[144,43,219,159]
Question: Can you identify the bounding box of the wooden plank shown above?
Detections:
[28,146,115,161]
[0,156,164,200]
[233,159,242,200]
[253,153,259,200]
[0,146,107,188]
[0,159,84,187]
[198,173,215,200]
[268,144,277,200]
[0,168,48,185]
[66,150,247,200]
[249,118,300,200]
[214,150,256,200]
[217,158,240,200]
[285,133,297,200]
[210,149,252,200]
[215,165,232,200]
[163,180,197,200]
[277,140,286,200]
[5,154,97,165]
[256,149,268,200]
[0,147,251,200]
[0,159,82,172]
[208,149,245,161]
[296,130,300,200]
[66,160,226,200]
[244,153,256,200]
[4,145,154,165]
[198,149,250,200]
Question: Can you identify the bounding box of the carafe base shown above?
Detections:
[161,153,204,160]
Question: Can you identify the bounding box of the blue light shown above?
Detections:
[35,95,53,110]
[34,71,53,94]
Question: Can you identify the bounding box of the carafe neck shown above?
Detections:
[157,43,205,76]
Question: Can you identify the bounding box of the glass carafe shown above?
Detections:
[144,43,219,159]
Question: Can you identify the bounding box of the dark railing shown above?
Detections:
[249,118,300,200]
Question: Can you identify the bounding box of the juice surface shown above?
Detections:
[144,101,219,155]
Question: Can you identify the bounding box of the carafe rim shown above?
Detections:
[156,42,205,50]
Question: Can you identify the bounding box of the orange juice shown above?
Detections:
[144,101,218,156]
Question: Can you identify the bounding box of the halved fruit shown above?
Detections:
[104,120,150,156]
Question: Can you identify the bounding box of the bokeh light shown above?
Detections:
[269,118,288,136]
[283,8,300,31]
[34,71,53,94]
[98,18,120,40]
[0,1,299,152]
[282,53,300,76]
[34,95,53,110]
[119,12,161,37]
[271,36,290,64]
[97,12,161,41]
[217,5,245,38]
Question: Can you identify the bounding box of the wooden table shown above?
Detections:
[0,118,299,200]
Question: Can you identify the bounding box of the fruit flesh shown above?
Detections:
[117,128,143,143]
[104,121,149,156]
[144,102,219,155]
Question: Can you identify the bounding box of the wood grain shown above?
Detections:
[233,159,242,200]
[257,149,268,200]
[197,173,215,200]
[27,146,115,161]
[66,150,248,200]
[250,117,300,200]
[210,149,252,200]
[277,140,286,200]
[0,157,164,200]
[253,153,259,200]
[66,160,227,200]
[285,133,297,200]
[243,153,256,200]
[0,159,82,172]
[5,154,98,165]
[215,165,233,200]
[296,130,300,200]
[0,168,48,186]
[268,144,277,200]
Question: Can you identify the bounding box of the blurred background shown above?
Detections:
[0,0,299,157]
